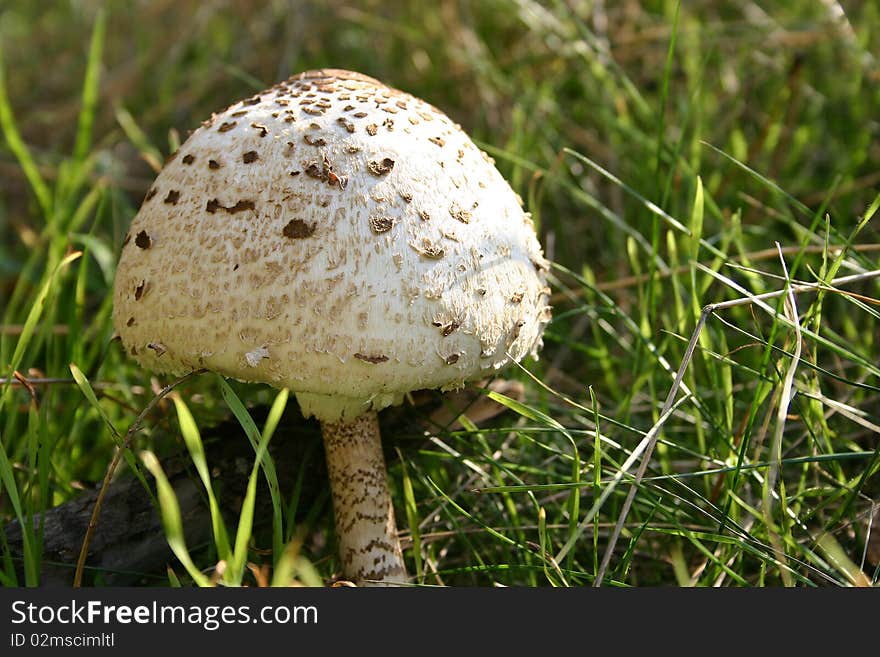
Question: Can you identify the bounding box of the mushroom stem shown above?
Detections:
[320,411,408,586]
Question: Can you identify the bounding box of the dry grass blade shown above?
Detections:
[73,370,205,587]
[761,243,802,587]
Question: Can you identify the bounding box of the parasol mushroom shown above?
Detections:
[112,69,551,586]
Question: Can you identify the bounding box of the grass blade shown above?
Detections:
[398,452,423,581]
[172,396,232,565]
[72,8,106,163]
[140,451,210,587]
[0,432,37,585]
[69,362,150,493]
[115,106,163,173]
[217,377,284,562]
[229,410,275,584]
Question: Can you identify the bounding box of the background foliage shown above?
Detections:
[1,0,878,586]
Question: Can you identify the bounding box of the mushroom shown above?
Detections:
[112,69,551,586]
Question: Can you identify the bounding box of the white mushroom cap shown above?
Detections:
[113,69,551,422]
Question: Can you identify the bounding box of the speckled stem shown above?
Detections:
[321,412,408,586]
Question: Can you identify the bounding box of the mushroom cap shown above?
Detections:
[112,69,551,422]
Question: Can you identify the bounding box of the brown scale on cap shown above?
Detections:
[449,202,472,224]
[283,219,316,239]
[367,158,395,176]
[134,230,152,249]
[205,199,256,215]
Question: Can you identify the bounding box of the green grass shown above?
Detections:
[1,0,878,587]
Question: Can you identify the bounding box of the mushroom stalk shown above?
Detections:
[321,411,407,586]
